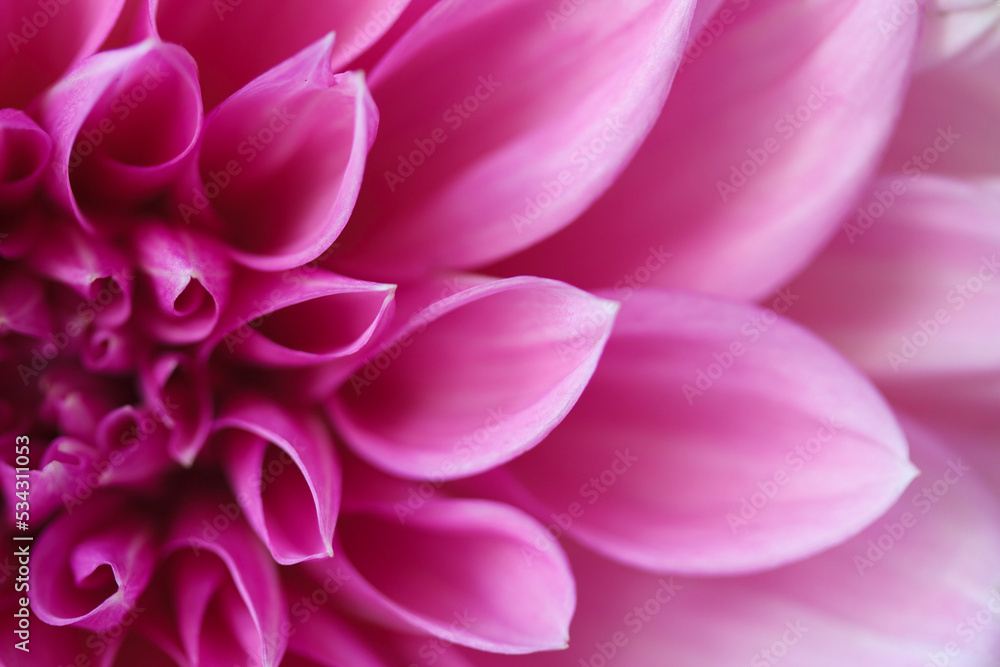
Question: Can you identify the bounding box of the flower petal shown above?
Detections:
[312,498,575,653]
[181,35,378,271]
[499,289,915,575]
[0,0,125,108]
[202,267,395,367]
[39,38,202,229]
[138,352,212,466]
[213,395,341,564]
[0,109,52,208]
[791,176,1000,379]
[155,493,289,667]
[133,222,231,345]
[332,0,697,278]
[152,0,411,107]
[494,419,1000,667]
[330,275,617,480]
[494,0,922,299]
[33,493,156,631]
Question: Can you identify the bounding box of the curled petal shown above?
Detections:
[333,0,697,278]
[182,35,378,271]
[33,493,156,631]
[330,275,618,480]
[0,109,52,208]
[495,0,922,299]
[500,289,915,575]
[138,352,212,466]
[0,0,125,108]
[93,405,174,486]
[39,39,202,229]
[791,176,1000,378]
[312,498,575,653]
[26,222,133,327]
[213,395,341,564]
[202,267,395,367]
[160,493,289,667]
[134,222,231,344]
[153,0,411,107]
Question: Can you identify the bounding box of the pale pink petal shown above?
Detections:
[152,0,410,108]
[133,221,231,344]
[493,0,922,299]
[212,395,341,564]
[201,267,394,367]
[332,0,697,279]
[498,289,915,575]
[0,0,125,108]
[309,498,574,653]
[39,39,201,230]
[791,176,1000,379]
[484,420,1000,667]
[881,46,1000,189]
[917,0,1000,69]
[180,36,378,271]
[33,493,156,632]
[0,109,51,208]
[329,275,618,480]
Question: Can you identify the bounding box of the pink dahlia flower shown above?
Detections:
[0,0,998,665]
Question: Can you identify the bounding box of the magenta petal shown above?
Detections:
[138,352,212,465]
[314,498,574,653]
[330,275,618,480]
[213,395,341,564]
[0,0,125,108]
[182,35,378,271]
[500,289,915,575]
[0,268,52,339]
[134,222,231,344]
[33,494,155,631]
[93,404,174,486]
[791,176,1000,379]
[495,0,922,299]
[162,493,289,667]
[333,0,697,279]
[39,39,201,229]
[514,421,1000,667]
[0,109,52,207]
[26,222,133,327]
[153,0,410,108]
[202,267,395,367]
